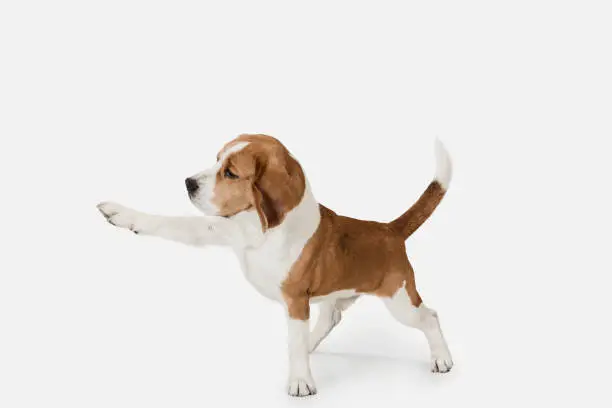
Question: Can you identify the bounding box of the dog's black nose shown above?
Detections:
[185,177,199,195]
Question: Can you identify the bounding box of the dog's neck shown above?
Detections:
[231,179,321,249]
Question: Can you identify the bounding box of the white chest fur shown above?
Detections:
[232,182,321,302]
[240,236,303,300]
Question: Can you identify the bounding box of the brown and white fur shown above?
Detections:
[97,134,454,397]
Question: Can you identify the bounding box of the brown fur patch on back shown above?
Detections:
[281,205,423,319]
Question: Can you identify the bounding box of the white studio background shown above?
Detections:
[1,1,611,407]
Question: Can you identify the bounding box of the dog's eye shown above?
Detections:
[224,168,239,179]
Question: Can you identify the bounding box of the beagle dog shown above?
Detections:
[97,134,454,397]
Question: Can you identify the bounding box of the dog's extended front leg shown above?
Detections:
[284,295,317,397]
[97,202,236,247]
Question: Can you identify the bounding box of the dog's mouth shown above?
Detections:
[188,194,218,216]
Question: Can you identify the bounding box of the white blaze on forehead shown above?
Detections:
[219,141,250,164]
[198,141,250,178]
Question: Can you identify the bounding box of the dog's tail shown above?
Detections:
[388,139,452,240]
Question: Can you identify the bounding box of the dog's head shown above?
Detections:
[186,134,306,231]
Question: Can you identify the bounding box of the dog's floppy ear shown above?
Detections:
[251,148,306,232]
[252,183,282,231]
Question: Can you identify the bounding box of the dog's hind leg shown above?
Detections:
[382,286,453,373]
[309,296,358,352]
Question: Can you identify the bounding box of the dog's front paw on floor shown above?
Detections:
[431,355,454,373]
[287,378,317,397]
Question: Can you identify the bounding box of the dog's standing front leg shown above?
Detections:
[284,295,317,397]
[97,202,237,247]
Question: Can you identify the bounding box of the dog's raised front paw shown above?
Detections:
[97,202,144,234]
[287,378,317,397]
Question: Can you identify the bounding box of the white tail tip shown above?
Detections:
[434,138,452,190]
